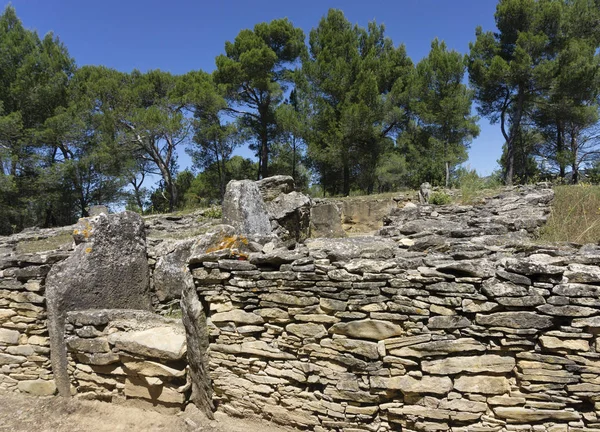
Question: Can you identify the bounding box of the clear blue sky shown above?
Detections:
[5,0,503,177]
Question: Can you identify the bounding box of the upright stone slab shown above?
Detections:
[222,180,272,236]
[181,267,214,418]
[46,211,152,396]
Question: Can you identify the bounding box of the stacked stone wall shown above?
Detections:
[0,230,71,395]
[191,241,600,431]
[64,309,189,407]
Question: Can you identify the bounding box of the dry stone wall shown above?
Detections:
[190,235,600,432]
[64,309,189,407]
[0,227,72,395]
[4,183,600,432]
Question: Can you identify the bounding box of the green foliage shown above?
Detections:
[299,9,414,196]
[2,3,600,234]
[411,39,480,187]
[455,167,502,204]
[214,18,305,179]
[429,191,452,205]
[468,0,600,185]
[202,206,222,219]
[540,184,600,244]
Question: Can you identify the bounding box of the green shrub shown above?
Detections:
[457,168,502,204]
[430,191,452,205]
[203,206,222,219]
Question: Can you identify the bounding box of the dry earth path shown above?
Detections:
[0,391,291,432]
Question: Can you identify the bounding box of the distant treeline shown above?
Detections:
[0,1,599,234]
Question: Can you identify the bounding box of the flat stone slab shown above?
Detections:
[329,319,404,341]
[124,377,185,404]
[493,407,581,422]
[17,379,57,396]
[108,326,186,360]
[422,355,516,375]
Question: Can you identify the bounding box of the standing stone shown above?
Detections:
[181,268,214,419]
[153,239,195,301]
[265,191,312,244]
[419,182,431,204]
[222,180,272,236]
[310,202,346,238]
[45,211,152,397]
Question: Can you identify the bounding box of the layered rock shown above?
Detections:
[190,229,600,431]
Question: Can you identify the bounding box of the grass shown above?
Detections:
[456,170,503,205]
[539,184,600,244]
[15,230,73,254]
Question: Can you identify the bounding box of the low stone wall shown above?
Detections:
[65,309,189,407]
[0,230,72,395]
[191,239,600,432]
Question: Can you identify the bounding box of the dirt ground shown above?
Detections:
[0,391,291,432]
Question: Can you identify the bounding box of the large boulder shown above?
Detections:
[266,191,312,246]
[222,180,272,236]
[46,211,152,396]
[256,176,312,245]
[310,202,346,238]
[257,175,295,201]
[152,239,195,302]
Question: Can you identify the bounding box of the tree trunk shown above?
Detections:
[445,161,450,188]
[504,86,526,186]
[571,133,579,184]
[260,136,269,179]
[557,121,566,179]
[343,162,350,197]
[292,136,296,182]
[166,174,178,212]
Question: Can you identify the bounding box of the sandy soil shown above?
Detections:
[0,391,291,432]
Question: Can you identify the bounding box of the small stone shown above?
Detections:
[123,360,185,378]
[67,337,110,353]
[329,319,404,341]
[539,335,589,351]
[427,316,471,330]
[454,375,509,395]
[286,323,327,339]
[564,264,600,283]
[211,310,264,325]
[493,407,580,422]
[422,355,515,375]
[17,379,56,396]
[475,312,553,329]
[371,375,453,395]
[0,328,20,344]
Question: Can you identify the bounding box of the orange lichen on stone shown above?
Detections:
[85,247,92,254]
[206,235,250,260]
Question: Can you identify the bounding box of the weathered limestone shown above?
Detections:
[64,310,189,408]
[222,180,271,236]
[107,326,186,360]
[4,183,600,431]
[45,212,152,396]
[309,202,346,238]
[422,355,516,375]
